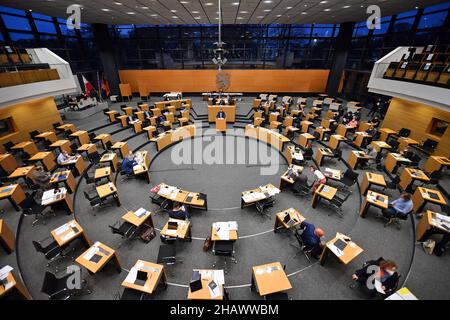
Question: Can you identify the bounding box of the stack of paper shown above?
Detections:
[134,208,148,218]
[54,224,70,236]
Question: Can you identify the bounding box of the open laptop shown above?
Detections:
[189,279,202,293]
[134,270,148,286]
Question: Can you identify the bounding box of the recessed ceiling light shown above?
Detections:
[151,14,158,17]
[126,12,136,15]
[114,2,122,5]
[232,2,240,5]
[276,14,282,17]
[301,12,307,15]
[180,1,189,3]
[172,16,179,18]
[205,2,214,6]
[286,7,293,10]
[240,11,248,13]
[342,5,350,9]
[171,10,177,12]
[194,16,201,19]
[319,1,328,4]
[192,11,199,13]
[237,17,244,19]
[324,8,331,11]
[263,1,273,3]
[263,9,271,12]
[141,7,149,9]
[257,16,265,18]
[101,8,110,12]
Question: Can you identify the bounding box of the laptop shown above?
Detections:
[334,239,348,251]
[283,213,291,224]
[189,279,203,293]
[134,270,148,286]
[168,221,178,229]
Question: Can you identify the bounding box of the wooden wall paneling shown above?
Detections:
[0,97,62,151]
[382,98,450,157]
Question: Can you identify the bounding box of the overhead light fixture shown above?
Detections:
[301,12,307,15]
[342,5,350,9]
[194,16,201,19]
[141,7,149,9]
[171,10,177,12]
[232,2,240,5]
[276,14,282,17]
[263,9,271,12]
[257,16,265,18]
[205,2,214,6]
[319,1,328,4]
[114,2,122,5]
[151,14,158,16]
[172,16,179,18]
[192,11,199,13]
[126,12,136,15]
[240,11,248,13]
[101,8,111,12]
[237,16,244,19]
[263,1,273,3]
[286,7,293,10]
[324,9,331,11]
[180,1,189,3]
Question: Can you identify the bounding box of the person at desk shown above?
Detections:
[143,110,152,119]
[169,202,190,220]
[310,165,327,194]
[400,146,415,160]
[218,99,226,106]
[368,98,382,117]
[299,221,325,259]
[366,145,378,165]
[351,258,399,298]
[127,114,138,125]
[342,112,353,124]
[287,167,309,193]
[216,109,226,119]
[369,116,380,128]
[32,166,52,190]
[57,151,72,165]
[348,117,358,129]
[382,193,413,220]
[121,152,138,175]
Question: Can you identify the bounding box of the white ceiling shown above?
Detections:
[1,0,448,25]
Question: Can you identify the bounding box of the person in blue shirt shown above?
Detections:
[299,221,325,259]
[216,109,226,119]
[382,193,413,219]
[169,202,190,220]
[121,152,138,175]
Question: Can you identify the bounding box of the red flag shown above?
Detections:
[82,75,94,96]
[101,75,110,97]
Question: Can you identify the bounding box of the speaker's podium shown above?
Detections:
[216,117,226,132]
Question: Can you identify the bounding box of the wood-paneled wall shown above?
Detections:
[0,97,62,151]
[382,97,450,157]
[118,69,330,93]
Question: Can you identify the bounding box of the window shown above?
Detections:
[312,26,333,37]
[1,14,32,31]
[392,17,415,32]
[397,9,418,19]
[8,32,35,42]
[32,12,52,21]
[0,6,25,16]
[424,2,450,13]
[418,11,448,29]
[59,23,77,36]
[428,118,449,137]
[34,20,57,34]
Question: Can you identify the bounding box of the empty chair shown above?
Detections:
[157,244,182,269]
[421,139,438,153]
[105,140,113,150]
[87,151,101,165]
[265,292,290,300]
[29,130,40,141]
[340,169,359,191]
[32,237,68,270]
[424,171,442,187]
[41,270,91,300]
[88,132,97,141]
[212,240,237,274]
[3,141,14,153]
[255,197,274,217]
[328,192,350,217]
[102,108,111,115]
[303,148,313,161]
[385,175,400,195]
[119,288,147,300]
[21,192,55,226]
[83,191,104,214]
[53,122,63,131]
[109,220,136,240]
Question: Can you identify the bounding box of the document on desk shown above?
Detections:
[328,243,344,257]
[0,265,13,280]
[216,229,230,240]
[125,267,138,283]
[84,247,99,261]
[166,229,177,236]
[134,208,148,218]
[374,280,385,294]
[54,224,70,236]
[61,231,76,242]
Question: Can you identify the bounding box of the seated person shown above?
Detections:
[169,202,189,220]
[32,166,51,190]
[342,112,353,124]
[366,127,377,136]
[127,114,138,125]
[216,109,226,119]
[400,146,415,160]
[366,145,378,165]
[57,151,72,165]
[351,258,399,298]
[121,152,138,175]
[299,221,325,259]
[157,115,166,125]
[382,193,413,219]
[287,167,309,193]
[370,116,380,127]
[309,165,327,194]
[143,110,152,119]
[348,117,358,129]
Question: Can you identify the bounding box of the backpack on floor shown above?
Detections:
[140,227,156,243]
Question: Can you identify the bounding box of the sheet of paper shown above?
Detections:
[374,280,385,294]
[166,229,177,236]
[61,231,76,241]
[124,267,138,283]
[83,247,99,260]
[0,265,13,280]
[134,208,147,217]
[54,224,70,236]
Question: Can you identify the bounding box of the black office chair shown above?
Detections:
[102,108,111,115]
[398,128,411,138]
[389,140,400,151]
[424,171,442,188]
[88,132,97,142]
[84,173,97,190]
[265,292,290,300]
[32,237,73,271]
[340,169,359,191]
[29,130,40,141]
[83,191,103,215]
[255,197,274,218]
[157,244,182,274]
[87,151,101,166]
[212,240,237,274]
[327,192,350,217]
[440,204,450,216]
[384,210,411,230]
[304,148,313,161]
[41,270,91,300]
[118,288,147,300]
[384,175,400,195]
[109,220,137,241]
[421,139,438,153]
[105,140,113,150]
[21,192,55,226]
[290,227,313,262]
[3,141,14,153]
[333,148,342,159]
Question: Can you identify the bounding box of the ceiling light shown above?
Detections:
[286,6,293,10]
[324,9,331,11]
[276,14,282,17]
[151,14,158,17]
[263,9,271,12]
[319,1,328,4]
[301,12,307,15]
[257,16,265,18]
[263,1,273,3]
[171,10,177,12]
[205,2,214,6]
[194,16,201,19]
[141,7,149,9]
[180,1,189,3]
[101,8,110,12]
[240,11,248,13]
[114,2,122,5]
[232,2,240,5]
[172,16,179,18]
[237,17,244,19]
[126,12,136,15]
[343,5,351,9]
[192,11,199,13]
